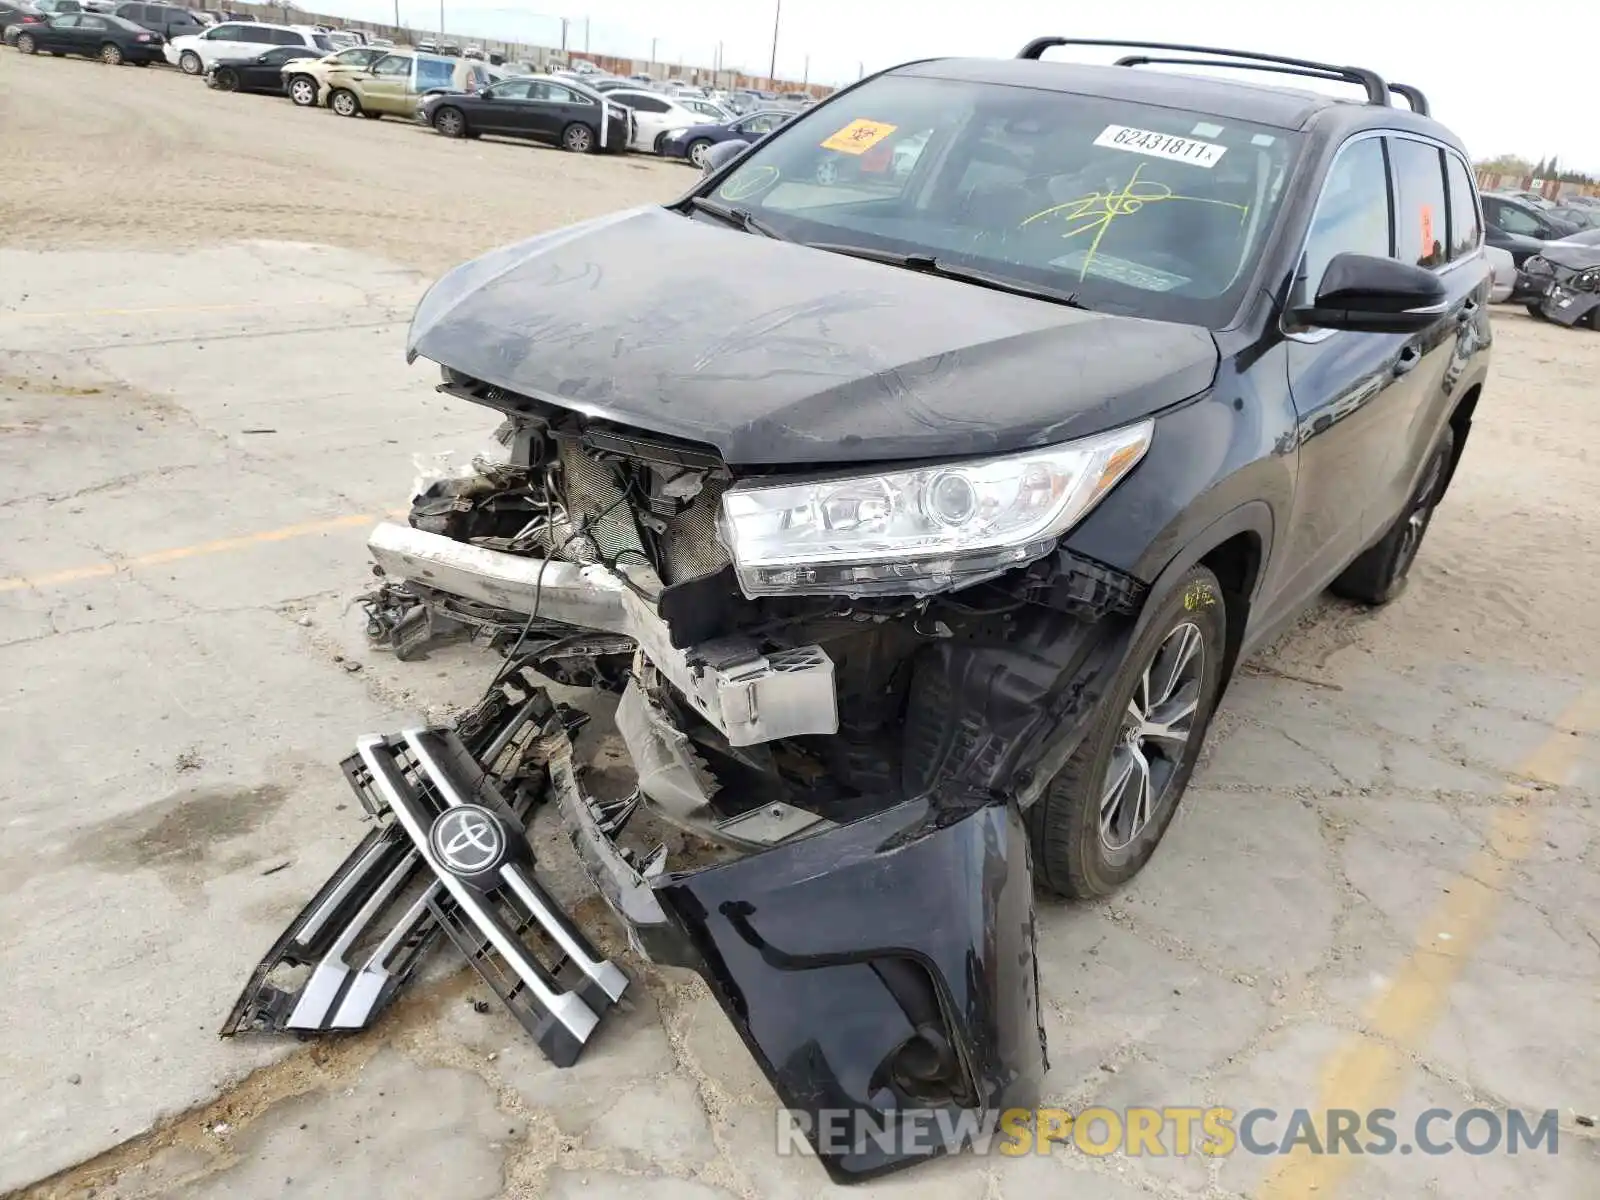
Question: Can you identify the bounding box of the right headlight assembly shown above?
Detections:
[718,420,1154,599]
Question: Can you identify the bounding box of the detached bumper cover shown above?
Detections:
[231,681,1046,1183]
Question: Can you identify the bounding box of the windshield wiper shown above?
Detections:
[805,242,1089,309]
[686,196,790,241]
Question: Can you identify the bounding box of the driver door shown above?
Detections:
[1278,134,1414,609]
[473,78,528,134]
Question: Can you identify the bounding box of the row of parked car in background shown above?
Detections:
[0,4,825,167]
[1475,189,1600,331]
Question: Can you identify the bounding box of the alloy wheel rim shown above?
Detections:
[690,143,708,167]
[1397,452,1445,571]
[333,93,354,115]
[290,79,312,103]
[439,111,461,135]
[1101,621,1205,852]
[569,128,590,151]
[102,46,119,63]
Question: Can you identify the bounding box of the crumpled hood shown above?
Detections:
[406,206,1219,465]
[1540,241,1600,272]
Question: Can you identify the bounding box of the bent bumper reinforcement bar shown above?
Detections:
[367,521,840,747]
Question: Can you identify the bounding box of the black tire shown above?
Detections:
[49,49,64,56]
[686,138,712,169]
[178,49,201,75]
[133,59,149,66]
[213,66,237,90]
[15,32,35,54]
[360,109,382,120]
[432,105,466,138]
[328,88,361,118]
[1028,565,1228,899]
[1330,426,1454,606]
[286,74,317,107]
[1524,304,1545,319]
[560,121,594,153]
[99,41,122,65]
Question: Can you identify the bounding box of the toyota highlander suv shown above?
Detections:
[234,39,1491,1184]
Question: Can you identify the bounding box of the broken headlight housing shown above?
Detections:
[719,421,1153,598]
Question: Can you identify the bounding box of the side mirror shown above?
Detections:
[476,87,491,97]
[1292,253,1447,334]
[702,138,750,176]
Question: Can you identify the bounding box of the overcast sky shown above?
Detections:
[315,0,1597,171]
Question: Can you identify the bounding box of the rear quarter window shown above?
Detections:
[1445,154,1482,259]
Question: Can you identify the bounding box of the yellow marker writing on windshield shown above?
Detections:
[1020,162,1249,281]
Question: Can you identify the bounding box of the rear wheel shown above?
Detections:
[329,88,361,118]
[432,105,466,138]
[99,41,123,65]
[286,74,317,106]
[561,122,594,153]
[15,32,35,54]
[1028,566,1228,899]
[178,49,201,75]
[1331,426,1454,606]
[213,65,238,89]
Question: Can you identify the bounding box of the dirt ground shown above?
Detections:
[2,50,1599,1200]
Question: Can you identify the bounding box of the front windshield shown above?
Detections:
[703,71,1300,326]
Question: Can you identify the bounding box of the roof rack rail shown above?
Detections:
[1109,54,1430,116]
[1016,38,1409,111]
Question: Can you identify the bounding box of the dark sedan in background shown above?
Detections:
[661,108,791,168]
[0,2,46,44]
[420,75,632,153]
[207,43,319,93]
[11,9,162,62]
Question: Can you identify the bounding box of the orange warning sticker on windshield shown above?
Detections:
[1420,205,1435,258]
[821,119,898,155]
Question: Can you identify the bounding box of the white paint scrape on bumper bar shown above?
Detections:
[366,522,838,747]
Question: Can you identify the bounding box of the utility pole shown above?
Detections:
[560,17,567,52]
[858,61,864,79]
[437,0,444,38]
[584,17,589,52]
[391,0,399,33]
[767,0,780,82]
[650,36,657,65]
[802,53,808,85]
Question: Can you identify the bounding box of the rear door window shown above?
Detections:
[371,53,413,78]
[413,56,452,88]
[1388,136,1449,268]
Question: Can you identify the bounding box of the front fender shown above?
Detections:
[656,787,1046,1183]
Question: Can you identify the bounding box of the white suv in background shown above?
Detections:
[165,20,331,75]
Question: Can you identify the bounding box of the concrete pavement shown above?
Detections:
[2,244,1598,1199]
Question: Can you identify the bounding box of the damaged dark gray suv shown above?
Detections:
[229,39,1491,1183]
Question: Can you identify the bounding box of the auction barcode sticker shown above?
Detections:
[1093,125,1228,168]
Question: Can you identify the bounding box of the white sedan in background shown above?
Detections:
[603,87,720,153]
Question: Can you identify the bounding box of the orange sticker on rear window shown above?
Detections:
[1420,205,1435,258]
[821,119,898,155]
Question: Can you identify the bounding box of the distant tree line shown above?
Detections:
[1475,154,1596,185]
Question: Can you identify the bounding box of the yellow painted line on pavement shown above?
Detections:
[0,510,409,595]
[1258,685,1600,1199]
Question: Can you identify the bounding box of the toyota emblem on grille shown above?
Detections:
[428,804,507,878]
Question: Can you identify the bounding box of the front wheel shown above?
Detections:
[432,105,466,138]
[560,121,594,153]
[360,109,382,120]
[178,49,201,75]
[286,74,317,106]
[328,88,361,118]
[213,65,237,89]
[1330,426,1454,606]
[1028,565,1228,899]
[687,138,712,168]
[15,32,35,54]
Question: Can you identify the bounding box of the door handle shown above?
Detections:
[1393,345,1423,377]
